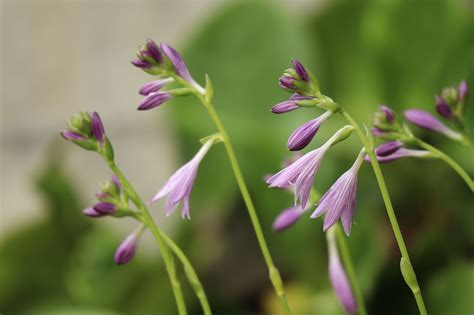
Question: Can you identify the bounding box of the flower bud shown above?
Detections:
[137,92,173,110]
[83,207,107,217]
[375,141,403,157]
[435,95,453,119]
[279,76,297,90]
[93,202,116,215]
[272,206,305,232]
[60,130,86,141]
[287,111,332,151]
[139,78,174,96]
[115,233,138,265]
[404,109,462,140]
[90,111,105,145]
[458,80,468,102]
[271,100,299,114]
[292,59,309,81]
[372,105,399,132]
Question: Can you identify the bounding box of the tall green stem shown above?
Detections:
[413,138,474,191]
[340,110,427,315]
[196,94,291,315]
[107,160,188,315]
[333,224,367,315]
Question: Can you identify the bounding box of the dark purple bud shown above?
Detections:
[271,100,298,114]
[83,207,107,217]
[287,111,331,151]
[111,175,121,192]
[272,206,305,232]
[139,78,174,96]
[145,39,163,64]
[458,80,468,102]
[435,95,453,119]
[379,105,395,123]
[131,59,151,69]
[90,112,105,145]
[404,109,461,139]
[114,234,137,265]
[292,59,309,81]
[375,141,403,157]
[60,130,86,141]
[159,43,192,82]
[279,76,296,90]
[137,92,173,110]
[93,202,116,215]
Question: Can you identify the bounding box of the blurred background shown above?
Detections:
[1,0,473,314]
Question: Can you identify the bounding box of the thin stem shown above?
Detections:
[340,110,427,315]
[334,224,367,315]
[414,138,474,191]
[196,93,292,315]
[107,161,188,315]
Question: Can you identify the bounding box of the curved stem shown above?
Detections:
[413,138,474,191]
[107,161,188,315]
[340,110,427,315]
[334,224,367,315]
[196,94,292,314]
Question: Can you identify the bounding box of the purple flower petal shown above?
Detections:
[404,109,461,140]
[287,111,331,151]
[90,112,105,145]
[115,233,137,265]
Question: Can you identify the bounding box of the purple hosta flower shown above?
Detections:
[292,59,309,81]
[83,207,107,218]
[272,205,306,232]
[93,202,116,215]
[149,140,214,219]
[435,95,453,119]
[404,109,462,140]
[375,140,404,157]
[365,148,431,164]
[311,150,364,235]
[287,111,332,151]
[327,234,358,314]
[458,80,468,102]
[138,92,173,110]
[115,233,138,265]
[160,43,205,94]
[90,111,105,145]
[139,78,174,96]
[279,76,297,90]
[60,130,86,141]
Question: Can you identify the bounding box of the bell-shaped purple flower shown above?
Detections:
[287,111,332,151]
[292,59,309,81]
[149,140,214,218]
[328,233,358,314]
[375,140,404,157]
[115,233,138,265]
[90,111,105,145]
[272,205,305,232]
[139,78,174,96]
[404,109,462,140]
[435,95,453,119]
[366,148,431,164]
[138,92,173,111]
[160,43,204,94]
[311,150,364,235]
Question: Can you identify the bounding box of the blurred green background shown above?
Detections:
[1,0,473,314]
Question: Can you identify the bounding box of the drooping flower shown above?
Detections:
[374,140,404,157]
[90,111,105,145]
[138,92,173,110]
[287,111,332,151]
[149,140,214,219]
[327,230,358,314]
[267,126,353,208]
[311,149,364,235]
[272,205,306,232]
[404,109,462,140]
[365,148,431,164]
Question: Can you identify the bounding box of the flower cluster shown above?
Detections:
[132,39,205,110]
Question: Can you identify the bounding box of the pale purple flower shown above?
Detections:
[90,111,105,145]
[375,140,403,157]
[83,207,107,218]
[115,233,138,265]
[311,150,364,235]
[272,205,305,232]
[404,109,462,140]
[328,237,358,314]
[435,95,453,119]
[292,59,309,81]
[139,78,174,95]
[138,92,173,110]
[287,111,332,151]
[93,202,116,215]
[365,148,431,164]
[458,80,468,102]
[60,130,85,141]
[160,43,204,94]
[379,105,395,123]
[149,140,213,219]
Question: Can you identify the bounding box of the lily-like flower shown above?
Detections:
[327,229,358,314]
[138,92,173,110]
[90,111,105,145]
[139,78,174,95]
[287,111,332,151]
[272,205,306,232]
[375,140,404,157]
[160,43,205,94]
[149,139,214,218]
[267,126,353,208]
[365,148,431,164]
[311,149,365,235]
[404,109,462,140]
